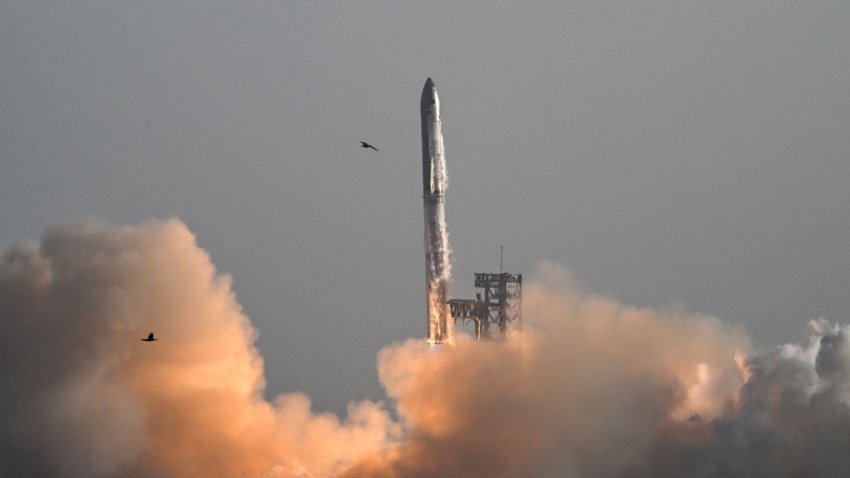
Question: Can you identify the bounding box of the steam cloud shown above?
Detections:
[2,220,849,477]
[0,220,395,477]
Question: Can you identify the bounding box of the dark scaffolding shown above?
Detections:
[449,272,522,340]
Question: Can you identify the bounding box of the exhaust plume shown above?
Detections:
[3,221,850,477]
[343,265,850,478]
[341,264,751,477]
[0,219,396,478]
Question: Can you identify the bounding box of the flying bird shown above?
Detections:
[141,332,157,342]
[360,141,379,152]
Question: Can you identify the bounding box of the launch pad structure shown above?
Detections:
[449,272,522,340]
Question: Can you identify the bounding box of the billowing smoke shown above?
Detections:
[342,264,751,478]
[2,220,850,477]
[343,266,850,478]
[0,219,396,478]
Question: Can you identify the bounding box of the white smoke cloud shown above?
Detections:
[342,263,751,478]
[635,320,850,478]
[343,265,850,478]
[2,220,850,478]
[0,219,396,478]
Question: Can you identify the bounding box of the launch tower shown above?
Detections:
[449,272,522,340]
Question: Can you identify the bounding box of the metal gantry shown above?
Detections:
[449,272,522,340]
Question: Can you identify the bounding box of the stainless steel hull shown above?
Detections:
[421,78,453,344]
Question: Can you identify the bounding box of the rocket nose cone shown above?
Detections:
[421,78,438,106]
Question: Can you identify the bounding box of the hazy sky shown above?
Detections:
[3,0,850,414]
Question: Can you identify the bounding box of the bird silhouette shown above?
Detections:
[360,141,379,152]
[141,332,157,342]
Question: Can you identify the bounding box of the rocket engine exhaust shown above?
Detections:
[421,78,453,345]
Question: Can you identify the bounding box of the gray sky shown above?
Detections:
[3,0,850,414]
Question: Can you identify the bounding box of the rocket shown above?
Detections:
[421,78,453,344]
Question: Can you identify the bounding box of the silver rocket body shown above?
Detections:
[421,78,453,344]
